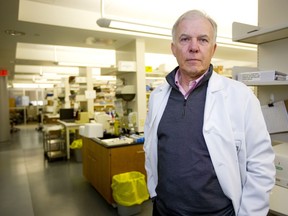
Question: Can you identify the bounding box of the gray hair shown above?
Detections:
[172,10,217,43]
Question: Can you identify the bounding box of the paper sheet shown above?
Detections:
[261,101,288,134]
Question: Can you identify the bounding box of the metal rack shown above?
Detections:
[43,125,66,161]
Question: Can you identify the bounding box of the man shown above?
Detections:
[144,10,275,216]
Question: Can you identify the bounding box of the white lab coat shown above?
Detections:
[144,71,275,216]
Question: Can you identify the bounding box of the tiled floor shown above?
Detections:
[0,124,282,216]
[0,124,152,216]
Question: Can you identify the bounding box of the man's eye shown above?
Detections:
[200,38,208,43]
[180,37,189,42]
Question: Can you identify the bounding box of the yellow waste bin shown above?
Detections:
[111,171,149,216]
[70,139,82,162]
[111,171,149,206]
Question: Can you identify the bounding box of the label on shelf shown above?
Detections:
[118,61,136,72]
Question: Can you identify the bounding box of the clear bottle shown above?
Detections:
[128,123,135,135]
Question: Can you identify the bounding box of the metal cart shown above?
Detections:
[43,125,67,161]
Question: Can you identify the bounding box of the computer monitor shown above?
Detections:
[59,108,74,121]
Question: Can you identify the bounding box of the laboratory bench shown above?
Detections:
[81,136,146,205]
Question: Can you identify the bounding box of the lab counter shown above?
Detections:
[82,136,146,205]
[91,136,135,148]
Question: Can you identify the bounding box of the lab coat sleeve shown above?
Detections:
[237,93,275,216]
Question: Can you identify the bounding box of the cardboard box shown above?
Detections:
[273,143,288,188]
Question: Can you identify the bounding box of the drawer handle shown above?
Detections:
[137,150,145,154]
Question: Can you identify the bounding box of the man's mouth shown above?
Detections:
[186,58,200,62]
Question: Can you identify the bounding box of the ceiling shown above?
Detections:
[0,0,259,88]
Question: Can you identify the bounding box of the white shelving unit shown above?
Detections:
[241,81,288,106]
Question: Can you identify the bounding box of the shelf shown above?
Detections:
[242,81,288,86]
[101,67,135,76]
[232,22,288,44]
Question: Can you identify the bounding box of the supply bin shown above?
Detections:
[111,171,149,216]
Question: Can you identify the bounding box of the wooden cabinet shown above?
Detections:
[82,137,146,204]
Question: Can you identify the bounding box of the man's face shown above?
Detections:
[171,17,217,80]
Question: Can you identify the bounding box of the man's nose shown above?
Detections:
[188,39,199,53]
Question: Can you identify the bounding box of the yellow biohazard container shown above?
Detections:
[111,171,149,207]
[70,139,83,162]
[69,139,82,149]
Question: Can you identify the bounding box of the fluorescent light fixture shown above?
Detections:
[41,72,64,80]
[13,83,54,89]
[14,74,35,80]
[57,61,113,68]
[97,18,256,51]
[97,18,171,36]
[15,65,80,76]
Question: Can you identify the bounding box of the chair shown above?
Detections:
[10,111,20,133]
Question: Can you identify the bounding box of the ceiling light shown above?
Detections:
[96,18,256,51]
[57,61,114,68]
[97,18,171,36]
[14,74,35,80]
[12,83,54,89]
[97,0,170,36]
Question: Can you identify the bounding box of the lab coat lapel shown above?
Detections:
[203,72,242,203]
[148,83,171,128]
[204,72,225,121]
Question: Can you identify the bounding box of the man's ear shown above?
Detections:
[212,43,217,55]
[171,42,176,57]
